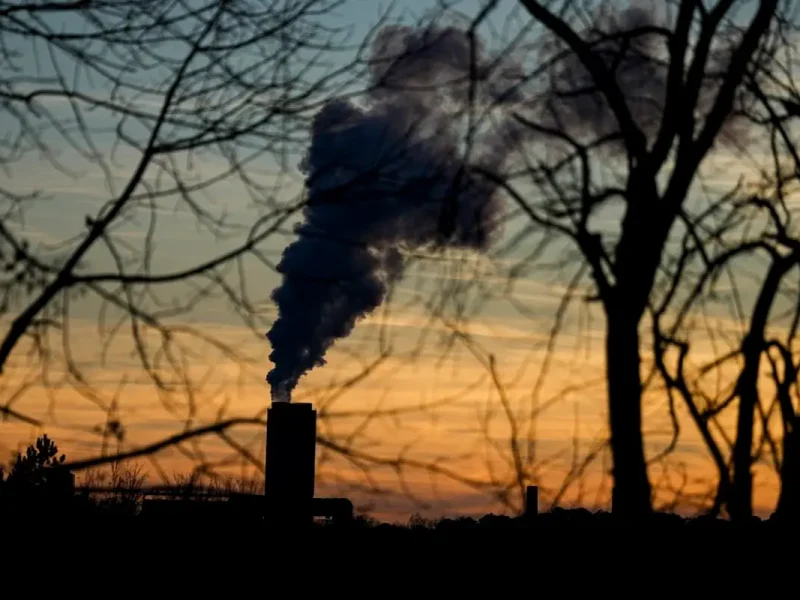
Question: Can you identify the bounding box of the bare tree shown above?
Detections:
[0,0,578,520]
[468,0,793,517]
[649,24,800,520]
[0,0,464,498]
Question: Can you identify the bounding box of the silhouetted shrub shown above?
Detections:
[408,513,435,530]
[1,435,75,520]
[436,516,479,530]
[478,514,514,528]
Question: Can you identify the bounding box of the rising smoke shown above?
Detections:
[266,2,753,402]
[541,4,668,147]
[266,24,525,402]
[541,1,753,151]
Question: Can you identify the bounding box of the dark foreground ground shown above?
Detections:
[315,508,790,532]
[3,485,795,541]
[7,504,793,576]
[10,504,792,530]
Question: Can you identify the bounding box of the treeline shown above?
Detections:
[0,435,790,531]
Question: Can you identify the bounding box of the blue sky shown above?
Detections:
[1,0,779,351]
[1,0,783,391]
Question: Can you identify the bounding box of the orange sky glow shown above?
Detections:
[0,300,783,521]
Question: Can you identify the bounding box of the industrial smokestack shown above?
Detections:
[265,402,317,527]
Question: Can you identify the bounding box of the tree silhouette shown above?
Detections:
[6,433,66,486]
[649,38,800,521]
[0,0,569,520]
[482,0,790,517]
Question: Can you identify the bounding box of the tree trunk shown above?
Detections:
[730,339,757,520]
[605,305,652,518]
[730,257,792,520]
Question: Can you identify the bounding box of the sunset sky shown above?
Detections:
[0,0,790,520]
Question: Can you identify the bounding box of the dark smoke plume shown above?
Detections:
[542,4,668,147]
[541,1,753,151]
[266,25,524,402]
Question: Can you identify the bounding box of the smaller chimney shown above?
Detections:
[524,485,538,520]
[265,402,317,527]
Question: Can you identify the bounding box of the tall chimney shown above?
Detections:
[265,402,317,527]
